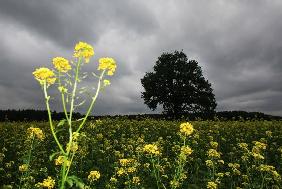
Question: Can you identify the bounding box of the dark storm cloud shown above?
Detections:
[0,0,282,116]
[0,0,158,48]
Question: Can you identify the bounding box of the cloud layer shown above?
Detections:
[0,0,282,116]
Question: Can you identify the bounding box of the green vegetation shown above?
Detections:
[0,119,281,188]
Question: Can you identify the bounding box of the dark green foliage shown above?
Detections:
[141,51,217,117]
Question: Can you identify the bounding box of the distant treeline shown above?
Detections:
[0,109,82,122]
[0,109,281,122]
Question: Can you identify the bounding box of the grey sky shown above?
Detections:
[0,0,282,116]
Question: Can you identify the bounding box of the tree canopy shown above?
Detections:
[141,51,217,116]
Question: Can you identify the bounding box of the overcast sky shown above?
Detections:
[0,0,282,116]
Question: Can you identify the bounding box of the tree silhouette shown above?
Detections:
[141,50,217,117]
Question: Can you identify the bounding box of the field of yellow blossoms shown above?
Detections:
[0,119,281,188]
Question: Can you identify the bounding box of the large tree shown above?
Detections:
[141,51,217,116]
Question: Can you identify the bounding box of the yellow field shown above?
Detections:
[0,119,281,188]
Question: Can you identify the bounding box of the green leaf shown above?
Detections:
[57,119,66,127]
[66,177,74,187]
[67,175,85,189]
[49,152,60,161]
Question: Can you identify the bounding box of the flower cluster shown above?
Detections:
[73,41,94,63]
[35,176,55,189]
[32,68,56,85]
[179,122,194,136]
[54,155,71,167]
[207,181,217,189]
[98,57,117,75]
[18,164,28,172]
[52,57,71,73]
[88,170,101,182]
[252,141,267,160]
[27,127,45,140]
[207,149,221,159]
[143,144,160,156]
[180,146,193,156]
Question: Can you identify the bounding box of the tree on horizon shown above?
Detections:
[141,50,217,117]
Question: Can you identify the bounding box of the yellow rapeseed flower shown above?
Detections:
[66,142,78,152]
[52,57,71,72]
[36,176,55,189]
[143,144,160,155]
[117,167,126,176]
[207,149,221,159]
[132,176,140,185]
[210,141,218,149]
[254,141,267,150]
[88,170,101,182]
[55,156,65,166]
[98,57,117,75]
[19,164,28,172]
[33,67,56,85]
[110,177,118,183]
[73,41,94,63]
[103,79,111,86]
[127,167,137,173]
[205,160,213,168]
[207,181,217,189]
[119,158,134,167]
[180,122,194,136]
[258,164,275,172]
[27,127,45,140]
[181,146,193,156]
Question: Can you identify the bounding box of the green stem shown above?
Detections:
[58,72,70,124]
[151,156,160,189]
[64,151,76,181]
[43,82,66,154]
[19,135,35,189]
[60,160,67,189]
[69,57,81,123]
[76,70,105,133]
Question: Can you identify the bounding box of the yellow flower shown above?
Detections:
[103,79,111,86]
[181,146,193,156]
[19,164,28,172]
[52,57,71,73]
[254,141,267,150]
[58,86,68,93]
[238,143,248,150]
[73,41,94,63]
[46,78,56,85]
[117,167,126,176]
[218,160,224,164]
[132,176,140,185]
[110,177,118,183]
[207,149,221,159]
[33,67,56,85]
[88,170,101,182]
[127,167,137,173]
[210,141,218,149]
[207,181,217,189]
[66,142,78,152]
[55,156,65,166]
[179,122,194,136]
[36,176,55,189]
[27,127,45,140]
[98,57,117,76]
[265,130,272,137]
[72,132,80,141]
[205,160,213,168]
[143,144,160,155]
[119,158,133,167]
[258,164,275,172]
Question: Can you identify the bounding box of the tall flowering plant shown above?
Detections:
[32,42,116,188]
